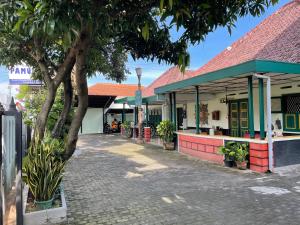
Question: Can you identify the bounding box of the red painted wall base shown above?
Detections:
[178,134,223,164]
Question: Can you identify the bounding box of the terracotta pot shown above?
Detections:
[236,161,247,170]
[163,142,175,150]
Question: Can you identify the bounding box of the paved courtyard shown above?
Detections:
[62,134,300,225]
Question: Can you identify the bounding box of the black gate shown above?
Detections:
[1,98,27,225]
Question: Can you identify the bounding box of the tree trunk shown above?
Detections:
[52,74,73,138]
[64,38,90,160]
[34,84,57,139]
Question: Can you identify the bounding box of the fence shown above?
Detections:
[1,98,29,225]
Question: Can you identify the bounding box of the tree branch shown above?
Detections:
[33,37,52,86]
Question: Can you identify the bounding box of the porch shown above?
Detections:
[154,60,300,172]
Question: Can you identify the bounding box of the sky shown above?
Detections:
[0,0,291,95]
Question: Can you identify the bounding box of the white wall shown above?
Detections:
[179,80,300,131]
[81,108,103,134]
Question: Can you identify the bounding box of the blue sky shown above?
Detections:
[0,0,290,92]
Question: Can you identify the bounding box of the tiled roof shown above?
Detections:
[88,83,144,97]
[142,67,194,97]
[192,0,300,76]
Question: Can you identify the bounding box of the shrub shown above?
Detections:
[121,121,132,138]
[219,141,249,162]
[156,120,175,143]
[235,143,249,162]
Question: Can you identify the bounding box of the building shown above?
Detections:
[80,83,143,134]
[117,1,300,172]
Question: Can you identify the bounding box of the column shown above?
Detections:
[122,103,125,123]
[259,78,265,140]
[248,76,255,139]
[146,102,149,126]
[195,86,200,134]
[172,92,177,130]
[169,93,173,122]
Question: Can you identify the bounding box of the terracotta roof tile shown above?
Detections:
[88,83,144,97]
[192,0,300,76]
[142,67,194,97]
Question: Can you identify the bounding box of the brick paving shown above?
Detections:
[61,134,300,225]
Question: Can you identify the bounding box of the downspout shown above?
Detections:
[254,74,273,172]
[103,97,112,133]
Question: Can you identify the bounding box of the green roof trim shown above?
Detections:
[114,96,135,104]
[114,95,164,106]
[155,60,300,94]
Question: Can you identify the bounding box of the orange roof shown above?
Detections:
[88,83,144,97]
[142,67,194,97]
[192,0,300,76]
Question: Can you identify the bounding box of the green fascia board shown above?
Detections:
[114,96,135,104]
[143,95,157,104]
[114,97,127,104]
[114,95,161,105]
[155,60,300,94]
[255,60,300,74]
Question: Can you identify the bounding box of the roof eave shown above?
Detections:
[154,60,300,94]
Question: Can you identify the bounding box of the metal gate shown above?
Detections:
[2,115,16,195]
[1,99,24,225]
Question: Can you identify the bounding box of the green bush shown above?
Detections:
[219,141,249,162]
[121,121,132,137]
[235,143,249,162]
[22,136,65,202]
[156,120,175,143]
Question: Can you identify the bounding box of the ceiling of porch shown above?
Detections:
[172,72,300,95]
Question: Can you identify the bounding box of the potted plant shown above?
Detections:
[218,141,237,167]
[121,121,133,138]
[156,120,175,150]
[235,142,249,170]
[23,135,65,210]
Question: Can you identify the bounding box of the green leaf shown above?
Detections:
[160,0,164,11]
[168,0,173,9]
[142,22,149,41]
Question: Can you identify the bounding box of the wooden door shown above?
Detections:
[229,100,248,137]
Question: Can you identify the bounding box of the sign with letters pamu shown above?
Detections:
[8,64,42,85]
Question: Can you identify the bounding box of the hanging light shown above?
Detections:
[220,87,229,104]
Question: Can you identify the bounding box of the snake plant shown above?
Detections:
[22,136,65,202]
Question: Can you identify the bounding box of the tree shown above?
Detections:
[0,0,278,159]
[16,85,74,136]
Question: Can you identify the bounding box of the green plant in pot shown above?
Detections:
[218,141,237,167]
[235,143,249,170]
[22,135,65,210]
[156,120,175,150]
[121,121,133,138]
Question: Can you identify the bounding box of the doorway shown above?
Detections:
[229,100,249,137]
[177,108,184,130]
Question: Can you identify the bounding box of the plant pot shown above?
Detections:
[223,159,235,167]
[163,142,175,150]
[34,198,54,210]
[125,129,133,138]
[236,161,247,170]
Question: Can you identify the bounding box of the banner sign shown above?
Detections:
[135,90,142,106]
[8,64,42,85]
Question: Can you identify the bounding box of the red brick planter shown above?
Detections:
[144,127,151,142]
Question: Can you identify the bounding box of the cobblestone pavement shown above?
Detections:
[61,134,300,225]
